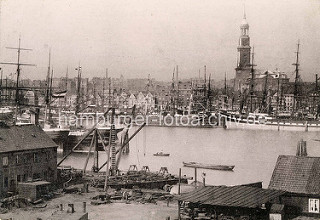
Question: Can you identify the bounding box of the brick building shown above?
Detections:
[0,123,58,198]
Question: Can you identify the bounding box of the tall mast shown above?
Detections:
[75,64,82,114]
[176,65,179,110]
[44,49,51,124]
[64,66,68,108]
[0,69,2,105]
[224,72,227,95]
[204,65,207,111]
[0,37,35,123]
[316,74,320,117]
[102,70,106,109]
[65,66,68,89]
[171,67,175,113]
[316,74,319,93]
[208,73,212,111]
[249,46,255,113]
[261,71,268,112]
[276,72,280,117]
[293,40,300,114]
[48,68,54,123]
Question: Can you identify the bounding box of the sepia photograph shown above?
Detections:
[0,0,320,219]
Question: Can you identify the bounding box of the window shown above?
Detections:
[17,175,21,182]
[33,153,40,163]
[33,173,41,180]
[309,198,319,213]
[16,155,19,164]
[3,156,8,166]
[4,177,8,188]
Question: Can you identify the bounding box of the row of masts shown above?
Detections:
[0,38,313,118]
[0,38,114,118]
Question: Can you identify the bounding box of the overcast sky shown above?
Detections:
[0,0,319,82]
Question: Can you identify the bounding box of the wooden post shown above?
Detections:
[104,140,111,192]
[305,121,308,132]
[178,168,181,195]
[93,129,99,171]
[83,133,95,173]
[194,168,197,186]
[202,172,206,187]
[178,201,181,220]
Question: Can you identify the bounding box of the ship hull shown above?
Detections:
[65,127,124,152]
[225,119,320,131]
[183,162,235,171]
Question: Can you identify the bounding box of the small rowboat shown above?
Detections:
[183,162,234,171]
[153,152,170,156]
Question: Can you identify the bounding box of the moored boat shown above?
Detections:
[153,152,170,156]
[183,162,235,171]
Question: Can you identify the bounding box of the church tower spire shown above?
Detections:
[237,8,251,69]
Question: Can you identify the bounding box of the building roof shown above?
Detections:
[0,124,57,153]
[269,155,320,195]
[19,181,51,186]
[179,185,284,209]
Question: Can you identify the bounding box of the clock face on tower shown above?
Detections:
[241,38,249,46]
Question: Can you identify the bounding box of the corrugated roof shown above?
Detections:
[179,185,284,209]
[269,155,320,195]
[0,124,57,153]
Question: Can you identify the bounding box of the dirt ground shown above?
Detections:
[0,187,179,220]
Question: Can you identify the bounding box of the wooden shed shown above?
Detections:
[18,181,51,201]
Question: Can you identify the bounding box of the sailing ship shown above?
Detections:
[222,41,320,131]
[42,50,70,144]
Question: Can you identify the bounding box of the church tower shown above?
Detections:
[235,9,252,91]
[237,11,251,68]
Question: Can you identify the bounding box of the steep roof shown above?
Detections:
[179,185,284,209]
[0,124,57,153]
[268,155,320,195]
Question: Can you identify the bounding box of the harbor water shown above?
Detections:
[59,126,320,188]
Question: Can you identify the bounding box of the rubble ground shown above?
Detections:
[0,186,178,220]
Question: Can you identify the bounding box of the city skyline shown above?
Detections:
[0,0,319,82]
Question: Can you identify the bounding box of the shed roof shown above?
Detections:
[19,181,51,186]
[179,185,284,209]
[268,155,320,195]
[0,124,57,153]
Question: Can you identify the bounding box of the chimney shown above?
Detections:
[296,139,307,157]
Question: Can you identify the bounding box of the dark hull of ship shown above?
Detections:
[65,128,124,152]
[45,129,70,144]
[133,115,221,128]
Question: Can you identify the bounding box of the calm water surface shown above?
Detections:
[59,126,320,188]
